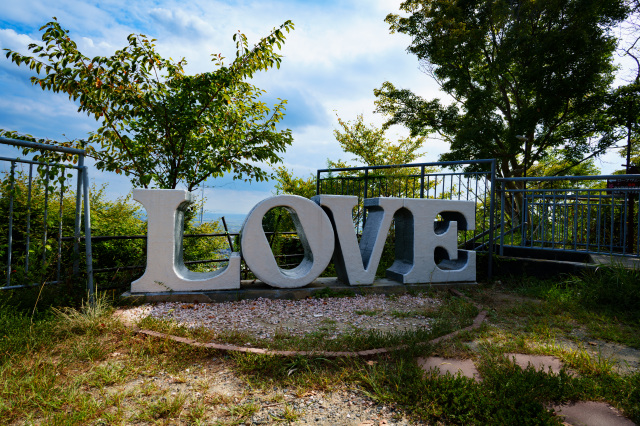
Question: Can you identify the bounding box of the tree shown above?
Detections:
[330,114,425,168]
[374,0,629,184]
[273,166,316,198]
[5,19,294,191]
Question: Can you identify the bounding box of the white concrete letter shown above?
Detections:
[131,189,240,293]
[313,195,402,285]
[240,195,334,288]
[386,199,476,283]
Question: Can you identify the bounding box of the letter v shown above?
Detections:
[312,195,402,285]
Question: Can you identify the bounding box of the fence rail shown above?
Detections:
[498,174,640,258]
[4,142,638,295]
[0,136,94,298]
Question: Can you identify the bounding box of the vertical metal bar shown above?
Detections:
[622,191,629,255]
[6,162,15,286]
[221,216,234,251]
[500,180,505,255]
[56,180,65,283]
[82,165,94,305]
[551,193,556,249]
[316,170,321,196]
[636,191,639,255]
[563,191,568,250]
[73,157,84,276]
[362,169,369,230]
[510,192,515,245]
[541,190,546,249]
[573,192,580,250]
[482,174,488,243]
[586,190,592,253]
[420,165,425,198]
[487,160,496,280]
[25,164,33,273]
[596,193,602,252]
[521,189,528,247]
[412,175,416,198]
[42,165,50,265]
[609,194,615,254]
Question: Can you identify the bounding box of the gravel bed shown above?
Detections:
[120,294,441,341]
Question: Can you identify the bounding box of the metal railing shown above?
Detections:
[0,137,94,298]
[498,175,640,258]
[317,159,497,278]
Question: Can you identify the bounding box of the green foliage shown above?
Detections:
[331,114,425,168]
[182,220,230,273]
[359,356,569,424]
[273,166,316,198]
[4,18,295,191]
[608,82,640,171]
[375,0,629,180]
[1,169,230,299]
[566,265,640,319]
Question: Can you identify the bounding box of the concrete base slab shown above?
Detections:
[551,401,636,426]
[504,353,568,375]
[589,254,640,270]
[417,357,482,382]
[121,277,477,304]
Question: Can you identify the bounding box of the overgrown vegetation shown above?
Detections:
[0,172,230,307]
[0,275,639,424]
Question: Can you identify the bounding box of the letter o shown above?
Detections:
[240,195,335,288]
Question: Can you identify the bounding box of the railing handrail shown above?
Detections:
[499,174,640,182]
[0,136,85,156]
[317,159,496,174]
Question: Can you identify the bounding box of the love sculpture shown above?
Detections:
[130,189,476,293]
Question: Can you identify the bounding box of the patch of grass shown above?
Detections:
[390,309,432,319]
[355,309,380,316]
[137,392,187,421]
[1,277,638,425]
[226,400,260,422]
[497,273,640,349]
[270,403,300,423]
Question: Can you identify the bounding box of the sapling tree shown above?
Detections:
[5,19,295,191]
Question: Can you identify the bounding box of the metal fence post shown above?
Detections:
[500,180,506,256]
[488,159,496,280]
[74,155,84,277]
[362,168,369,229]
[6,162,15,286]
[316,169,321,196]
[82,165,95,305]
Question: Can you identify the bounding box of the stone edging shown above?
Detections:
[118,289,486,358]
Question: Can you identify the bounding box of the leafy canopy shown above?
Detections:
[330,114,425,168]
[5,18,295,191]
[375,0,629,180]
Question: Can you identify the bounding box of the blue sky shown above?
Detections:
[0,0,632,214]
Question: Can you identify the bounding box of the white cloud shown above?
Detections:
[203,187,274,215]
[0,0,446,213]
